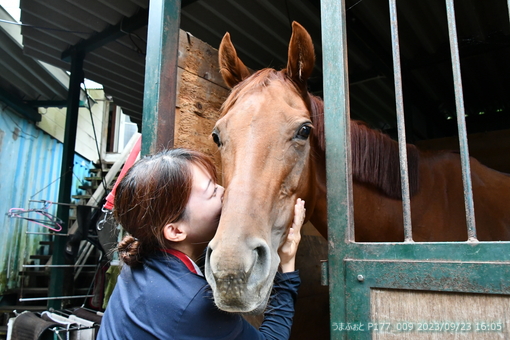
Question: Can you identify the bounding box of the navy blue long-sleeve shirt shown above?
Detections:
[98,251,300,339]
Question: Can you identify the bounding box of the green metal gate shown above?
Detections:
[321,0,510,339]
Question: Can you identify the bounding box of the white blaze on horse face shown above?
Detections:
[206,79,313,313]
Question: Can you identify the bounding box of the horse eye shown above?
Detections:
[296,125,312,140]
[212,131,221,146]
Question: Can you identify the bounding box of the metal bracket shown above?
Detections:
[320,260,329,286]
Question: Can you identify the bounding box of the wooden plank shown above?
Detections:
[173,28,229,180]
[174,67,228,180]
[371,289,510,339]
[177,30,227,89]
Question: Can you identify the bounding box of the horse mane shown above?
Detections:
[309,95,420,199]
[222,69,419,199]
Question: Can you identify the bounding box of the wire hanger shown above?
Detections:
[7,201,63,232]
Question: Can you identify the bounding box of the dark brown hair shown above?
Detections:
[114,148,217,267]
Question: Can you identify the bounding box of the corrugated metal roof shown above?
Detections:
[18,0,510,141]
[20,0,148,125]
[0,5,69,120]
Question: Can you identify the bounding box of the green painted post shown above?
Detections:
[142,0,181,156]
[320,0,352,339]
[48,50,84,310]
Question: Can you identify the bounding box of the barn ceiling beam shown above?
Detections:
[182,0,200,7]
[60,0,200,63]
[0,88,41,122]
[61,8,149,62]
[25,100,67,107]
[25,100,89,108]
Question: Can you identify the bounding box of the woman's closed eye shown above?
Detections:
[211,185,218,197]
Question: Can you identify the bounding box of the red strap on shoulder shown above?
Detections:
[161,248,197,274]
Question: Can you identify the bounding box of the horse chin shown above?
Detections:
[212,286,272,314]
[244,292,272,315]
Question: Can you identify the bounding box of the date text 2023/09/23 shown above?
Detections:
[331,321,504,333]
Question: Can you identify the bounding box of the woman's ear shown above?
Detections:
[163,222,187,242]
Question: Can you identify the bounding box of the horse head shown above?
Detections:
[205,22,324,313]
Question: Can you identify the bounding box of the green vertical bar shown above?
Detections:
[142,0,181,156]
[445,0,477,241]
[320,0,353,339]
[48,50,84,310]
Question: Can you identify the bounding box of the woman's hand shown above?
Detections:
[279,198,305,273]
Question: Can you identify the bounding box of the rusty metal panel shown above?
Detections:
[0,106,61,293]
[0,105,92,294]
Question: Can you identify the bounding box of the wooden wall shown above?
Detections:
[174,30,229,182]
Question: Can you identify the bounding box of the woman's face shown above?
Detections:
[184,163,224,244]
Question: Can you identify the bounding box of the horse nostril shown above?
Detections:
[205,246,213,270]
[250,244,269,281]
[254,245,267,268]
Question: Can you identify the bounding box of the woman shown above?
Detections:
[98,148,304,339]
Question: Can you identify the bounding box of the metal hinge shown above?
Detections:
[320,260,329,286]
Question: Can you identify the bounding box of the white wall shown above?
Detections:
[36,89,110,162]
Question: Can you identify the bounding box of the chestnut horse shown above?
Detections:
[204,21,510,313]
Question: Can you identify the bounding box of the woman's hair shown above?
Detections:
[114,148,217,267]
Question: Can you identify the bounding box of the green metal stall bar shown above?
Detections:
[142,0,181,156]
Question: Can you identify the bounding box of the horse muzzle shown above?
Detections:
[205,239,275,313]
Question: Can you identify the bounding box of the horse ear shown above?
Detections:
[218,32,251,88]
[286,21,315,87]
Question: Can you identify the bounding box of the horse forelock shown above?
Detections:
[220,68,304,116]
